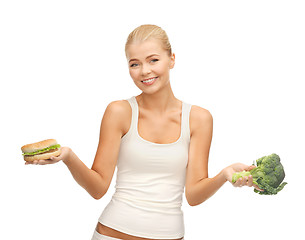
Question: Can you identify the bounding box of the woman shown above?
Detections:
[26,25,260,240]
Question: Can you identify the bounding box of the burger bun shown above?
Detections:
[23,148,62,162]
[21,139,61,162]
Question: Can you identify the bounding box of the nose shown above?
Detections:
[141,63,151,76]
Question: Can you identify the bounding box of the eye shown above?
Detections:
[130,63,139,68]
[150,59,159,63]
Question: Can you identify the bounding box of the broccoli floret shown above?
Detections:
[232,153,287,195]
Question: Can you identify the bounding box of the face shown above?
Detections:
[126,39,175,94]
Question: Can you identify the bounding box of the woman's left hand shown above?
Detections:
[222,163,261,190]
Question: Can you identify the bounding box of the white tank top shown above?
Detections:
[99,96,192,239]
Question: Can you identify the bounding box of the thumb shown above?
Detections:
[50,155,62,162]
[49,148,64,161]
[246,165,256,171]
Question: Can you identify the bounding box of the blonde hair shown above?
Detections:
[125,24,172,56]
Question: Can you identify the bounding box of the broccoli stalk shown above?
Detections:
[232,171,251,183]
[232,153,287,195]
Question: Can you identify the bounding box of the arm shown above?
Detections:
[185,105,216,206]
[27,101,129,200]
[56,147,109,200]
[185,106,255,206]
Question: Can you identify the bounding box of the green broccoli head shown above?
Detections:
[232,153,287,195]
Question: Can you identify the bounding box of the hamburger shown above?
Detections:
[21,139,61,162]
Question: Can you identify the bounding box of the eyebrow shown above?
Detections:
[128,54,160,63]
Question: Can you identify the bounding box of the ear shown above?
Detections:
[169,53,175,69]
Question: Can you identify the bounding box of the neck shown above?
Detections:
[137,83,178,112]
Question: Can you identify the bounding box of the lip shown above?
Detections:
[141,77,158,86]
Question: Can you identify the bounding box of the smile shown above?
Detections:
[141,77,158,85]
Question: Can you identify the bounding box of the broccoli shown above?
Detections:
[232,153,287,195]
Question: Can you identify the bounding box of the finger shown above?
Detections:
[246,175,254,187]
[240,176,248,186]
[246,165,256,171]
[254,184,264,192]
[36,160,50,165]
[31,159,44,165]
[38,158,60,165]
[25,160,38,165]
[50,156,61,162]
[233,178,243,187]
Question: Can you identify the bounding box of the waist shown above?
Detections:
[112,193,182,214]
[113,180,184,210]
[99,197,185,239]
[96,223,184,240]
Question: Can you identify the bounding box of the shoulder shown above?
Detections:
[190,105,212,122]
[189,105,213,135]
[105,99,131,115]
[103,99,131,135]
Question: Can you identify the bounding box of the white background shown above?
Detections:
[1,0,304,239]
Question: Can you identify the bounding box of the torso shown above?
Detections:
[97,96,185,240]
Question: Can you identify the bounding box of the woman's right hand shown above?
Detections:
[25,147,71,165]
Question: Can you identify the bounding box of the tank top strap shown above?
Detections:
[126,96,138,135]
[181,101,192,142]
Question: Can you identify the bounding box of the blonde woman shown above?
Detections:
[27,25,260,240]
